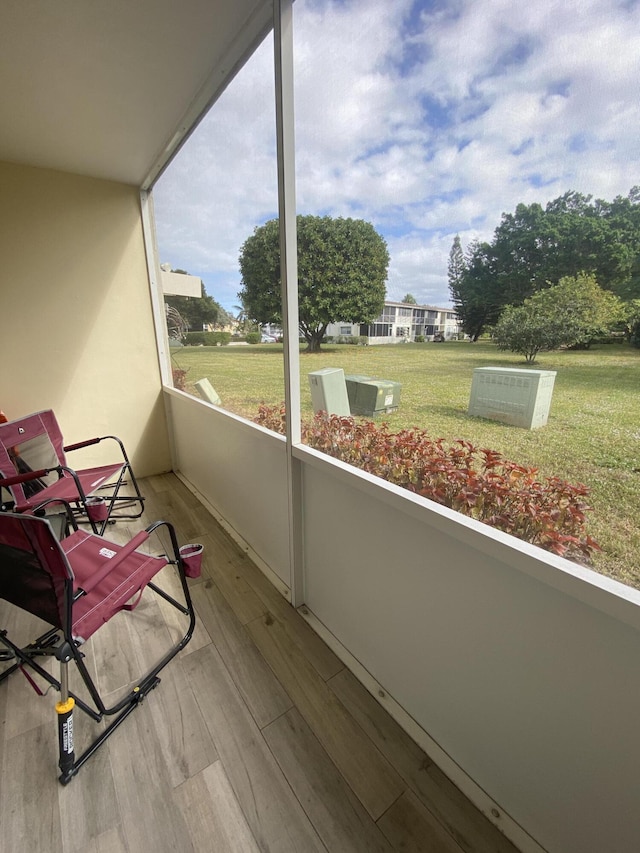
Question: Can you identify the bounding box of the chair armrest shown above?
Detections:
[0,467,53,488]
[1,466,63,511]
[31,498,79,532]
[64,435,129,463]
[64,437,101,452]
[75,529,151,596]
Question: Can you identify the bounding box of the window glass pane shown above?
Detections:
[291,0,639,586]
[153,34,284,419]
[152,0,638,587]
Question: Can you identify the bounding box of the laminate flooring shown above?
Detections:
[0,473,520,853]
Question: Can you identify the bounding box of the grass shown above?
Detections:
[171,340,640,590]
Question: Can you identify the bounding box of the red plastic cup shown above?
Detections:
[86,496,108,523]
[179,543,204,578]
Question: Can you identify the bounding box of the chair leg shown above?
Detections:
[62,676,160,784]
[0,629,101,719]
[98,464,146,533]
[56,657,76,784]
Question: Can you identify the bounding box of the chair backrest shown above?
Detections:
[0,512,73,631]
[0,410,65,506]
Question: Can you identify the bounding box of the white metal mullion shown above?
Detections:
[140,190,172,387]
[274,0,304,606]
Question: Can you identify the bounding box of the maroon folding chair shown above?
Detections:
[0,509,196,784]
[0,409,144,534]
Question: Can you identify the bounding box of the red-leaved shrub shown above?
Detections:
[172,367,187,391]
[254,404,600,564]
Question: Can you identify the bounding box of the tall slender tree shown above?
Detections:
[449,237,502,340]
[447,234,465,294]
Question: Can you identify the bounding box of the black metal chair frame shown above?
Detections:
[0,409,145,534]
[0,504,196,784]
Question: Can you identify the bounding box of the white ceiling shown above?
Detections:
[0,0,272,187]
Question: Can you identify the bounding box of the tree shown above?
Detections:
[449,239,502,340]
[164,272,225,332]
[165,304,188,340]
[535,272,624,349]
[447,234,464,293]
[238,215,389,352]
[492,303,561,362]
[491,191,637,303]
[402,293,417,304]
[233,304,256,336]
[454,188,640,338]
[625,300,640,347]
[596,188,640,300]
[492,273,624,362]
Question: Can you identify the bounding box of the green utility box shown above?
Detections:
[468,367,556,429]
[344,375,373,411]
[345,375,402,416]
[194,378,222,406]
[308,368,351,416]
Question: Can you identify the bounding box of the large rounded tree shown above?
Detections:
[238,215,389,352]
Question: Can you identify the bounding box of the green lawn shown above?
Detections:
[171,341,640,589]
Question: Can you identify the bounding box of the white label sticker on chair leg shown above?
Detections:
[99,548,117,559]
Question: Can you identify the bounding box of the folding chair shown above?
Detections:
[0,409,144,534]
[0,507,196,784]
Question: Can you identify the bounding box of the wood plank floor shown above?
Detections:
[0,473,520,853]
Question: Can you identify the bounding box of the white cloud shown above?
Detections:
[154,0,640,311]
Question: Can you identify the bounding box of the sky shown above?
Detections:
[153,0,640,314]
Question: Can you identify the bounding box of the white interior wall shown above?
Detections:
[299,449,640,853]
[164,389,290,587]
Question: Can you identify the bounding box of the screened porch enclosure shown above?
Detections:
[1,2,639,853]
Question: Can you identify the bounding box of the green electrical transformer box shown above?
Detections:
[345,375,402,416]
[468,367,556,429]
[308,368,351,416]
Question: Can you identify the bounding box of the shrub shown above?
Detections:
[253,405,599,564]
[203,331,231,346]
[492,274,624,362]
[255,403,288,433]
[627,300,640,348]
[184,331,231,346]
[172,367,187,390]
[185,331,207,346]
[332,334,362,345]
[415,335,425,343]
[246,331,261,344]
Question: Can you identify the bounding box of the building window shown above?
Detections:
[366,323,391,337]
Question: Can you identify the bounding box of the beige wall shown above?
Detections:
[0,160,171,476]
